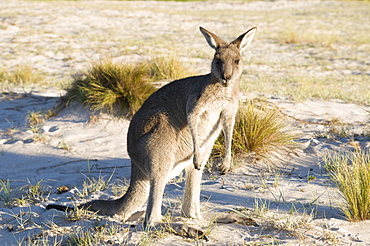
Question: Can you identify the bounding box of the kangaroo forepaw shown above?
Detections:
[193,155,202,170]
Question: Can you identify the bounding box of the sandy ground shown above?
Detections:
[1,1,370,245]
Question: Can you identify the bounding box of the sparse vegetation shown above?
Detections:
[324,151,370,222]
[278,25,339,47]
[232,201,316,244]
[58,139,71,152]
[0,179,12,206]
[12,196,33,207]
[65,205,98,222]
[0,68,5,82]
[317,118,353,139]
[111,178,129,197]
[2,208,34,230]
[64,227,101,245]
[147,56,189,81]
[0,65,44,94]
[74,172,115,198]
[64,57,189,116]
[6,65,43,85]
[26,110,56,127]
[62,223,129,246]
[1,1,369,245]
[241,74,370,105]
[21,179,50,203]
[0,179,52,207]
[212,100,299,169]
[312,118,370,148]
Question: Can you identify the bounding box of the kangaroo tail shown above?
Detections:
[46,204,75,212]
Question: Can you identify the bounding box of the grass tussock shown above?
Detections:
[65,57,188,116]
[212,100,298,169]
[5,65,43,85]
[0,65,44,93]
[148,56,189,81]
[324,150,370,222]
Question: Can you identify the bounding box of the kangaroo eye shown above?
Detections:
[235,59,240,65]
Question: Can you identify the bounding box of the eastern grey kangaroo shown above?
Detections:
[47,26,257,235]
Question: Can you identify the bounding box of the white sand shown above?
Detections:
[1,1,369,245]
[1,92,369,245]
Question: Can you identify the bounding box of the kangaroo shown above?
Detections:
[47,26,257,237]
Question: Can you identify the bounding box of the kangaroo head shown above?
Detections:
[200,27,257,86]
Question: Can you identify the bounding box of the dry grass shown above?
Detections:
[241,73,370,105]
[212,100,299,169]
[66,60,156,117]
[20,179,50,203]
[64,57,189,117]
[147,56,190,81]
[1,1,369,105]
[0,65,45,93]
[65,205,98,222]
[3,65,43,85]
[75,173,115,199]
[26,110,56,127]
[324,150,370,221]
[0,1,369,245]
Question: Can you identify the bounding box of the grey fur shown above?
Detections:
[47,27,257,230]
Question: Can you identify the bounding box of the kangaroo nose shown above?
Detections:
[224,75,232,81]
[221,74,232,85]
[222,74,232,83]
[222,65,233,82]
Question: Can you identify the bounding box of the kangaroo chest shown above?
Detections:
[196,86,238,140]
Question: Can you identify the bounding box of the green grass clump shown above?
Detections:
[65,57,188,116]
[67,60,156,116]
[324,151,370,222]
[212,100,298,169]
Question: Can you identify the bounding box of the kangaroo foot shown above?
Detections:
[204,212,258,226]
[165,222,208,241]
[147,222,208,241]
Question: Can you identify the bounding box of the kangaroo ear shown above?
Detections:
[231,27,257,52]
[200,26,228,50]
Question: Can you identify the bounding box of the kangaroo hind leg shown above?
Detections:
[143,152,178,228]
[114,163,150,220]
[181,163,203,219]
[80,163,150,220]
